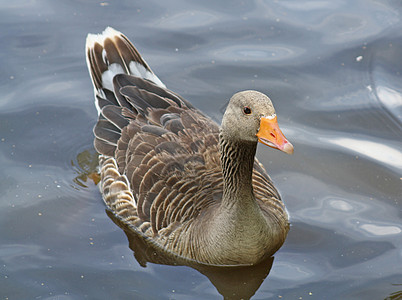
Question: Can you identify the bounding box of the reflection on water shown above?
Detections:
[71,150,100,188]
[359,224,401,236]
[328,137,402,170]
[376,85,402,120]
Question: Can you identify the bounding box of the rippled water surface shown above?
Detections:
[1,1,401,299]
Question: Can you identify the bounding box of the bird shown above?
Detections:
[85,27,293,266]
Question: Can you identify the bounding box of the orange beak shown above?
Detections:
[256,116,294,154]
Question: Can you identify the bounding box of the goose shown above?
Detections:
[86,27,293,266]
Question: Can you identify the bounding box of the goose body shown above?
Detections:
[86,27,292,266]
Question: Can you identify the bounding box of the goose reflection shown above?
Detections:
[106,210,274,300]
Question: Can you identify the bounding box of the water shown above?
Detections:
[1,0,401,299]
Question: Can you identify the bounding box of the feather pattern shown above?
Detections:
[86,27,289,266]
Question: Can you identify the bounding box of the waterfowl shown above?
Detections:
[86,27,293,266]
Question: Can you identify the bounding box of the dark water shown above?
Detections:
[1,0,401,299]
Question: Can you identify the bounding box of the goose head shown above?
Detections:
[221,90,294,154]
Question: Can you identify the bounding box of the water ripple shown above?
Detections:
[359,224,402,236]
[328,137,402,171]
[214,44,304,62]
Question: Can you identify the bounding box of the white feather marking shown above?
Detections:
[94,94,101,116]
[102,48,108,64]
[129,61,166,88]
[87,27,123,47]
[264,114,277,120]
[128,61,144,77]
[93,88,105,116]
[101,63,125,91]
[102,26,122,39]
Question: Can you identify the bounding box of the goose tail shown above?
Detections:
[85,27,165,97]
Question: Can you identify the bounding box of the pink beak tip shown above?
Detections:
[283,142,294,155]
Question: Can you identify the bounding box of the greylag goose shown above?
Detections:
[86,27,293,266]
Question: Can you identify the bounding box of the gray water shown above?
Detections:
[1,0,401,299]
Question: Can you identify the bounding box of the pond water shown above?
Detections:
[1,0,401,299]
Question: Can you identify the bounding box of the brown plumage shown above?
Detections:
[86,27,292,266]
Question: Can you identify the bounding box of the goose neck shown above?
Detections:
[219,133,257,203]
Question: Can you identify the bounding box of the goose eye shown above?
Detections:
[243,106,252,115]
